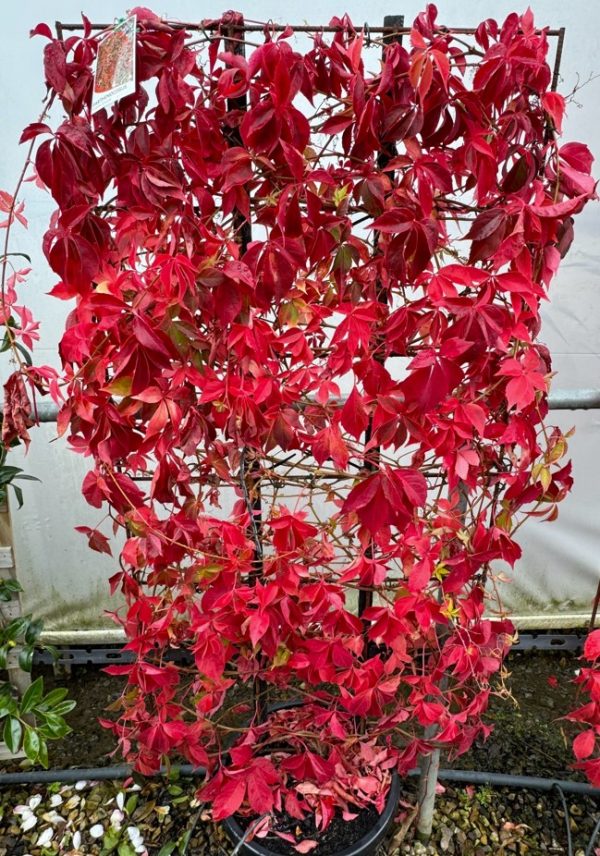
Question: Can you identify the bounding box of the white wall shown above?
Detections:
[1,1,599,638]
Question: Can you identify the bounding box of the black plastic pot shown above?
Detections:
[222,698,401,856]
[223,771,400,856]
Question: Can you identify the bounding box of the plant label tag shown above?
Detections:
[92,15,137,114]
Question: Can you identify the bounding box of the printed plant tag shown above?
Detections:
[92,15,137,114]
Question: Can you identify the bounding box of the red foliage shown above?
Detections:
[566,629,600,787]
[10,2,596,838]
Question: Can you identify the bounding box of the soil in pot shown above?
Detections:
[237,803,381,856]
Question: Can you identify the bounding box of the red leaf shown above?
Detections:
[528,195,590,218]
[19,123,52,144]
[248,611,269,647]
[542,91,565,133]
[75,525,113,556]
[341,387,369,440]
[295,842,318,853]
[312,425,349,470]
[221,147,254,193]
[212,777,246,821]
[43,41,67,94]
[465,209,506,241]
[498,352,546,411]
[2,373,33,449]
[30,23,54,40]
[573,729,596,761]
[342,468,427,534]
[247,768,276,813]
[82,470,106,508]
[584,630,600,661]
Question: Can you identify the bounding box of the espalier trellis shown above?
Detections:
[0,4,596,850]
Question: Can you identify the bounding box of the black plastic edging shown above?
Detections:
[0,764,599,799]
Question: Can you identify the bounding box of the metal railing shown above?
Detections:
[31,388,600,424]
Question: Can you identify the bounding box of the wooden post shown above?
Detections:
[416,486,467,840]
[222,16,267,720]
[358,16,404,620]
[0,497,29,760]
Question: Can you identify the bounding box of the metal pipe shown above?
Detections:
[430,768,600,797]
[33,401,62,423]
[0,764,200,786]
[28,389,600,426]
[0,763,598,798]
[548,388,600,410]
[56,21,565,36]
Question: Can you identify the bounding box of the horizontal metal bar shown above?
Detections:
[34,632,585,666]
[30,389,600,425]
[56,21,564,37]
[33,401,62,423]
[34,645,191,666]
[547,388,600,410]
[513,632,583,652]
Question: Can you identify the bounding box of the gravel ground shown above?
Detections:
[0,651,598,855]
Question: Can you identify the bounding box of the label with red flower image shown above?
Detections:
[92,15,137,114]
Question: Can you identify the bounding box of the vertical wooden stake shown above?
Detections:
[222,16,267,721]
[0,498,29,759]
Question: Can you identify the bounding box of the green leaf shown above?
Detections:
[51,700,76,716]
[3,715,22,753]
[9,484,23,509]
[157,844,178,856]
[5,617,29,641]
[0,694,17,719]
[13,342,32,366]
[0,647,8,670]
[125,793,138,816]
[0,579,22,597]
[41,643,58,660]
[18,647,34,672]
[37,738,48,768]
[20,676,44,714]
[43,714,70,738]
[40,687,69,707]
[24,619,43,646]
[117,843,137,856]
[0,466,25,485]
[23,727,40,762]
[102,826,121,851]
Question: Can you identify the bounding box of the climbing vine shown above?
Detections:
[1,3,596,844]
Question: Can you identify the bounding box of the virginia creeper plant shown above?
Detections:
[2,3,597,844]
[568,630,600,787]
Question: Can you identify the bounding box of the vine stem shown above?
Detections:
[1,97,54,377]
[589,579,600,630]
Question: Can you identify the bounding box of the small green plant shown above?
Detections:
[475,785,494,807]
[0,577,75,765]
[0,443,39,508]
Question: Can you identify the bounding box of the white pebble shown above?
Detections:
[89,823,104,839]
[36,827,54,847]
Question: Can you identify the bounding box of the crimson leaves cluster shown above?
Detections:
[17,3,596,836]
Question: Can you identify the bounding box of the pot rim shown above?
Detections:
[222,771,401,856]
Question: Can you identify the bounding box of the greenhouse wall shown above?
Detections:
[1,0,599,640]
